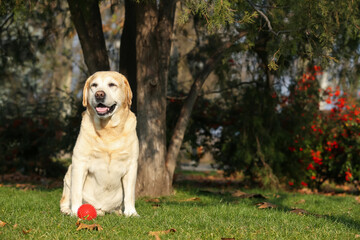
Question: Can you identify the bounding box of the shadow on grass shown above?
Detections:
[272,193,360,232]
[170,183,360,232]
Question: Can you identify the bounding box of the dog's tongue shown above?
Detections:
[96,106,109,114]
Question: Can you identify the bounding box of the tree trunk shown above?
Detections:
[69,0,238,197]
[67,0,110,74]
[119,0,137,113]
[165,32,247,181]
[134,1,176,197]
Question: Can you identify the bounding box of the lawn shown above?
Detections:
[0,183,359,239]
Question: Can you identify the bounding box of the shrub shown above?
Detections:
[0,90,81,178]
[285,67,360,188]
[189,65,359,189]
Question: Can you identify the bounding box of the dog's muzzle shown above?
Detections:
[95,103,117,116]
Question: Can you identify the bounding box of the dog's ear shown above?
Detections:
[82,76,92,107]
[124,78,133,107]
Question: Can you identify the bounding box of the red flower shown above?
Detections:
[311,150,322,164]
[327,141,338,149]
[301,181,308,187]
[288,181,294,186]
[345,171,352,182]
[311,176,316,180]
[313,65,321,72]
[307,163,315,170]
[337,98,346,108]
[334,90,341,97]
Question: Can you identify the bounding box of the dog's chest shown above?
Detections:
[87,146,130,179]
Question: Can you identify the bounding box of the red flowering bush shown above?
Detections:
[285,66,360,189]
[186,63,359,189]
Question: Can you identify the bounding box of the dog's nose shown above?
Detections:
[95,90,106,101]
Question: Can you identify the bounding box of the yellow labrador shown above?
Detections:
[60,71,139,217]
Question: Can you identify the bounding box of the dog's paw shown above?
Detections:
[123,209,139,217]
[60,207,72,215]
[70,205,80,216]
[96,209,105,216]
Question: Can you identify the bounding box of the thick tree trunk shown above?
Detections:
[119,0,137,113]
[134,1,176,197]
[67,0,110,74]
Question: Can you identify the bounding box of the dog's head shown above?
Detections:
[82,71,133,118]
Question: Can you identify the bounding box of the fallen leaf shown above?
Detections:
[13,224,18,229]
[145,198,161,203]
[149,228,176,240]
[152,204,161,209]
[355,234,360,238]
[295,199,306,204]
[290,208,309,215]
[289,208,323,218]
[355,196,360,204]
[231,190,247,197]
[76,219,103,231]
[0,220,6,227]
[76,223,103,231]
[256,202,277,209]
[298,188,313,194]
[179,197,200,202]
[273,194,281,198]
[15,183,36,191]
[22,229,31,234]
[336,193,347,197]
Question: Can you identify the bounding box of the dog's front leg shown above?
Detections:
[70,161,87,216]
[122,161,139,217]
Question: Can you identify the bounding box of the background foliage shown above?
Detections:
[1,0,360,189]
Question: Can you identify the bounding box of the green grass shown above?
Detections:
[0,185,359,239]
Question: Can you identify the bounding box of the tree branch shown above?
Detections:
[246,0,293,36]
[165,31,248,180]
[246,0,278,35]
[201,80,258,95]
[0,12,14,30]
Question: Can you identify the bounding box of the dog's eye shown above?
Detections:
[109,83,117,87]
[91,83,98,88]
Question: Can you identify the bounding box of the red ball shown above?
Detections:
[77,204,97,220]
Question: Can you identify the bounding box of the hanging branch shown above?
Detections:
[246,0,277,35]
[246,0,290,36]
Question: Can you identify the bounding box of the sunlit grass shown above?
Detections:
[0,185,359,239]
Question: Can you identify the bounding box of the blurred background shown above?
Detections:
[1,0,360,192]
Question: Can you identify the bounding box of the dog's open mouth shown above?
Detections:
[95,103,117,116]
